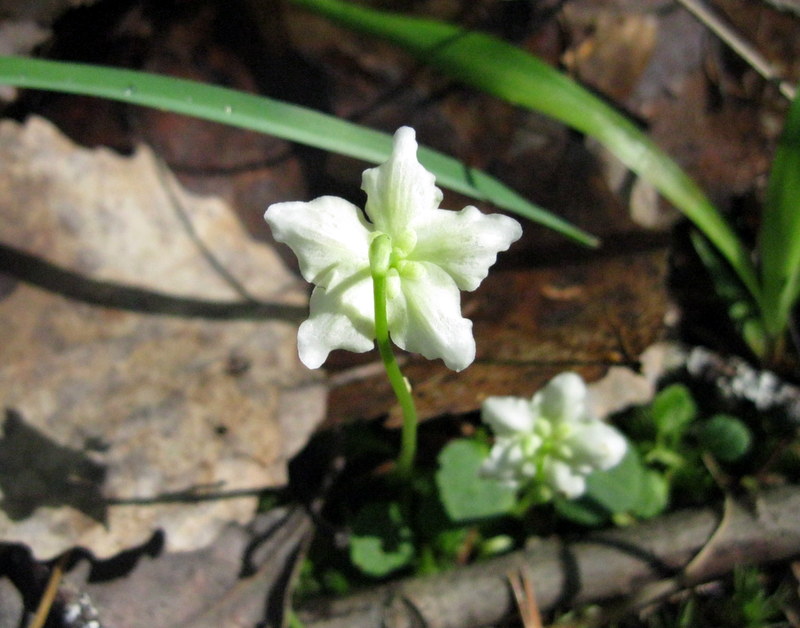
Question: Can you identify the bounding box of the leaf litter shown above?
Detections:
[2,0,800,624]
[0,116,325,559]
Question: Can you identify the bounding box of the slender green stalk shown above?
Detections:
[370,235,418,477]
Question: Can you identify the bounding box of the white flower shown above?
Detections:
[265,127,522,371]
[481,373,628,499]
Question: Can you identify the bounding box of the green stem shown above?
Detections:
[370,236,419,478]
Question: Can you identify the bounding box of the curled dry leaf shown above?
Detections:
[0,116,325,558]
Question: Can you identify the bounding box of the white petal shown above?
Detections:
[481,438,536,488]
[362,127,442,237]
[264,197,372,288]
[482,396,537,436]
[411,205,522,291]
[481,440,523,487]
[565,422,628,471]
[544,459,587,499]
[532,372,589,424]
[297,268,375,369]
[388,262,475,371]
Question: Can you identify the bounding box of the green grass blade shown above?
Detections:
[760,88,800,337]
[691,230,767,358]
[0,55,597,247]
[290,0,760,301]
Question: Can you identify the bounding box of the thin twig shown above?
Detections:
[598,494,738,623]
[30,552,69,628]
[298,486,800,628]
[509,568,544,628]
[676,0,796,100]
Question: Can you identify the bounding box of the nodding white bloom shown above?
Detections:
[481,373,627,499]
[265,127,522,372]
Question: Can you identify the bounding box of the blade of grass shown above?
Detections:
[0,55,597,247]
[691,230,767,358]
[760,90,800,339]
[289,0,760,303]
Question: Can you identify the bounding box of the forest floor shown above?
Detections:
[1,0,800,626]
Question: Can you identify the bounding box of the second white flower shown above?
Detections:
[481,372,628,499]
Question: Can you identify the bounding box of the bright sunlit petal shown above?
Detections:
[482,397,537,436]
[411,205,522,291]
[566,422,628,471]
[389,262,475,371]
[265,196,372,288]
[544,459,586,499]
[533,372,589,424]
[297,268,375,369]
[362,127,442,237]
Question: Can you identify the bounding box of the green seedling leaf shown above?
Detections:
[290,0,760,303]
[651,384,697,445]
[632,469,670,519]
[729,565,789,628]
[412,472,456,541]
[761,88,800,341]
[553,493,610,527]
[697,414,752,462]
[349,501,414,577]
[556,447,666,525]
[436,439,516,523]
[0,55,597,248]
[584,446,645,515]
[691,230,768,358]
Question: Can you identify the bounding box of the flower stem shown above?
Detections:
[370,236,419,478]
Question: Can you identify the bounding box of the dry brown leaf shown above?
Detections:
[328,248,669,426]
[60,506,313,628]
[561,6,659,103]
[0,0,103,22]
[0,116,324,558]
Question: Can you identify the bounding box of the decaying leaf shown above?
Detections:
[60,506,314,628]
[328,248,670,426]
[561,6,658,103]
[0,116,324,558]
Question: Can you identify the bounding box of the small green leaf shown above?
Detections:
[554,494,610,527]
[644,446,686,470]
[436,439,516,522]
[632,469,669,518]
[556,448,662,526]
[584,447,645,515]
[349,502,414,577]
[690,230,767,358]
[651,384,697,445]
[697,414,752,462]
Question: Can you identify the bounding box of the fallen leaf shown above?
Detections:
[62,506,313,628]
[328,248,670,426]
[0,0,92,23]
[561,6,658,103]
[0,116,324,558]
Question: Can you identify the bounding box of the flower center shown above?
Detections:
[528,417,576,473]
[371,230,423,291]
[389,229,417,266]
